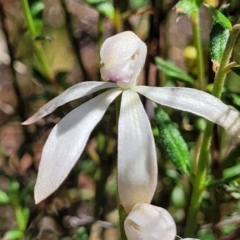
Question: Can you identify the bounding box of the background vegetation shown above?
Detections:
[0,0,240,239]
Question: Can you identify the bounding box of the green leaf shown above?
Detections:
[230,92,240,106]
[30,1,44,35]
[175,0,198,16]
[209,4,230,64]
[30,2,45,17]
[84,0,114,19]
[33,19,43,36]
[0,190,10,204]
[208,173,240,188]
[154,108,191,175]
[205,4,232,30]
[4,230,23,240]
[224,164,240,178]
[76,227,88,240]
[22,207,30,227]
[8,181,19,194]
[209,24,230,63]
[97,2,114,19]
[155,57,194,85]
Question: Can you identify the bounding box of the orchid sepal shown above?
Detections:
[134,86,240,137]
[22,81,118,125]
[118,89,157,213]
[34,88,122,203]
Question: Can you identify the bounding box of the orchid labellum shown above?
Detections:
[23,31,240,239]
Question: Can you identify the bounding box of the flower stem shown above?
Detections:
[184,25,240,237]
[119,204,128,240]
[113,8,123,33]
[97,14,104,81]
[190,10,205,90]
[14,206,26,231]
[21,0,58,89]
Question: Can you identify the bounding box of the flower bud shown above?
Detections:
[124,203,176,240]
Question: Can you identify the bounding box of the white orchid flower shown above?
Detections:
[23,31,240,214]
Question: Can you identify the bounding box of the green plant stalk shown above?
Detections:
[97,14,104,81]
[190,10,205,90]
[184,25,240,237]
[118,204,128,240]
[113,8,122,33]
[14,205,26,231]
[32,41,55,82]
[21,0,57,87]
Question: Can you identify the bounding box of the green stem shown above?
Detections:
[113,8,123,33]
[32,41,55,82]
[21,0,37,36]
[184,25,240,237]
[97,14,104,80]
[21,0,57,88]
[14,206,25,231]
[119,204,128,240]
[190,10,205,90]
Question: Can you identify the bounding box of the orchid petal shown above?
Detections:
[118,89,157,213]
[100,31,147,88]
[124,203,176,240]
[134,86,240,137]
[34,88,122,204]
[22,82,117,125]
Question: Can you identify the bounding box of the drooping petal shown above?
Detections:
[134,86,240,137]
[100,31,147,88]
[34,89,122,204]
[118,89,157,213]
[22,81,117,125]
[124,203,176,240]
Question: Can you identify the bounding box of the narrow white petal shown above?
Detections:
[134,86,240,137]
[22,82,117,125]
[118,90,157,213]
[34,89,122,204]
[124,203,176,240]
